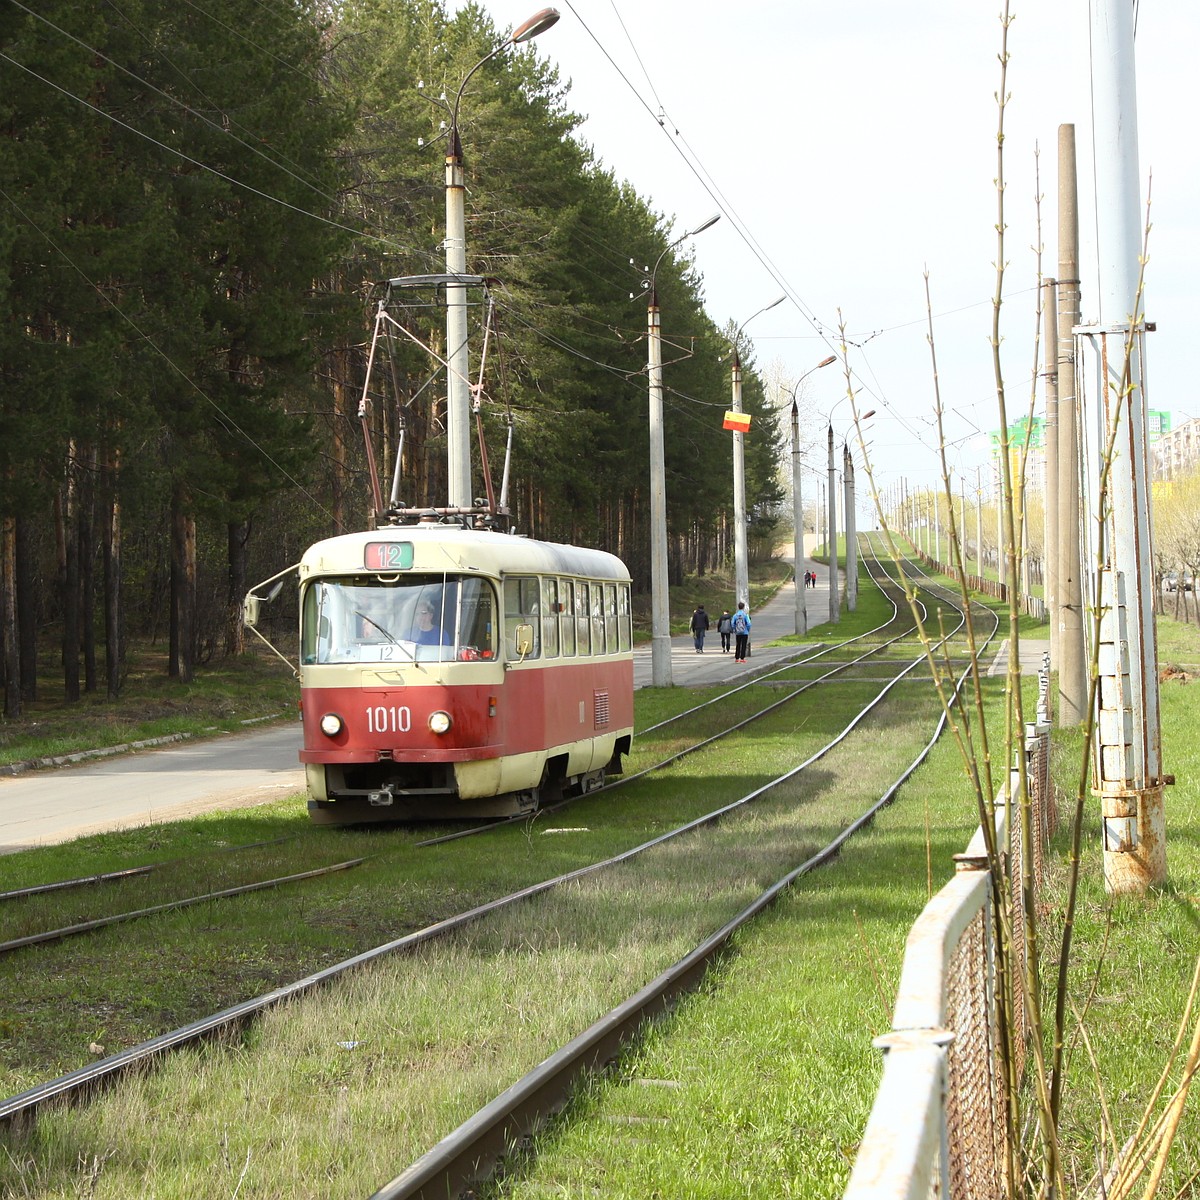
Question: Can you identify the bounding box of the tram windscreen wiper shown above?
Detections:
[353,611,417,663]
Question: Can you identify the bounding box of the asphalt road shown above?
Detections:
[0,723,304,855]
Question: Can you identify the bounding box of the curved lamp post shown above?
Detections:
[785,355,837,635]
[445,8,559,509]
[646,214,720,686]
[729,295,786,610]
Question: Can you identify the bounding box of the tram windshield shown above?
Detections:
[300,575,497,665]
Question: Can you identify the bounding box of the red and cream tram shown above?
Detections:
[246,518,634,823]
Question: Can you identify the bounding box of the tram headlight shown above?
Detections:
[428,710,452,735]
[319,712,343,737]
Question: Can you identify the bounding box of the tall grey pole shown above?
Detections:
[731,351,749,611]
[445,143,472,509]
[1057,125,1086,728]
[827,424,839,622]
[643,212,718,688]
[996,485,1005,593]
[1083,4,1164,892]
[1043,279,1060,664]
[443,10,559,511]
[791,403,808,637]
[844,443,858,611]
[647,296,672,687]
[975,471,983,580]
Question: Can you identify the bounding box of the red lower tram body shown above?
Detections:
[302,657,633,822]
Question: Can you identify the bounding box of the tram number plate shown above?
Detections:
[366,705,411,734]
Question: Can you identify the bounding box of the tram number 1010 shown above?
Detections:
[366,705,412,734]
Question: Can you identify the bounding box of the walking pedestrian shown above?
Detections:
[732,601,751,663]
[690,605,710,653]
[717,609,733,653]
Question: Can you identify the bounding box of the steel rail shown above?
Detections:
[0,858,366,955]
[370,601,994,1200]
[0,835,297,904]
[415,562,925,848]
[0,563,989,1133]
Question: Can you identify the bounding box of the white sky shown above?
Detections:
[454,1,1197,507]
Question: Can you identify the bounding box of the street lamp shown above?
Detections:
[445,8,559,510]
[729,295,786,610]
[785,355,837,636]
[646,213,721,687]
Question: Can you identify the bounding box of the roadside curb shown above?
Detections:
[0,712,291,778]
[0,733,194,777]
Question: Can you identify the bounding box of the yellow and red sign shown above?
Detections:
[723,410,751,433]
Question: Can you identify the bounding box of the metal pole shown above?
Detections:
[732,351,749,610]
[445,142,472,510]
[827,424,839,623]
[1057,124,1086,727]
[1043,279,1060,664]
[647,295,673,687]
[844,443,858,611]
[975,472,983,580]
[791,403,808,637]
[1084,7,1165,892]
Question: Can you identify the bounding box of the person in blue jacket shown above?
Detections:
[732,601,751,663]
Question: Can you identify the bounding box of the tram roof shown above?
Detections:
[299,526,630,583]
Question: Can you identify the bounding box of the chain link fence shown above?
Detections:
[843,658,1057,1199]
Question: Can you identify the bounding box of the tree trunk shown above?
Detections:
[80,443,97,693]
[171,484,196,683]
[58,453,81,703]
[15,513,36,702]
[2,516,19,719]
[103,446,123,700]
[225,518,250,657]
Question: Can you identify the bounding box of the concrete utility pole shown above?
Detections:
[975,470,983,579]
[730,352,749,611]
[844,443,858,611]
[1043,278,1060,663]
[1057,125,1086,727]
[646,295,672,687]
[827,424,839,622]
[791,403,808,637]
[444,8,559,509]
[645,214,720,688]
[730,296,785,611]
[1080,5,1165,893]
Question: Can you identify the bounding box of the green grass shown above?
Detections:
[4,563,1200,1196]
[0,660,951,1199]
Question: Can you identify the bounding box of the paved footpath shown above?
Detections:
[633,541,842,689]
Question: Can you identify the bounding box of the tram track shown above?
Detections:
[0,548,997,1171]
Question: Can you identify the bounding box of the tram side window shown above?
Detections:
[458,579,497,660]
[541,577,560,659]
[618,583,632,651]
[559,579,576,656]
[575,581,591,656]
[604,584,618,654]
[591,583,605,655]
[504,576,540,659]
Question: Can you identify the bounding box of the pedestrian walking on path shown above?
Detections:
[732,602,751,662]
[690,605,710,653]
[717,609,733,653]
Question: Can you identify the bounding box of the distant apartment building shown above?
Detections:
[989,416,1046,497]
[1153,414,1200,480]
[991,410,1177,490]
